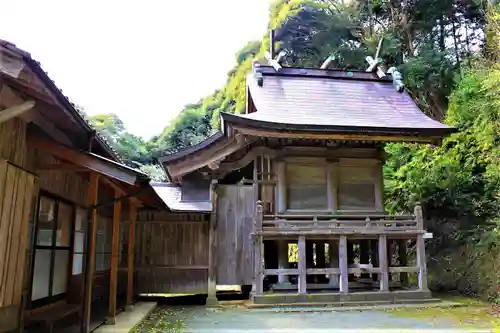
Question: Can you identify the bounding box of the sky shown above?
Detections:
[0,0,270,138]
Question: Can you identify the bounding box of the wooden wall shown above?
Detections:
[135,211,209,294]
[0,159,36,332]
[216,185,254,285]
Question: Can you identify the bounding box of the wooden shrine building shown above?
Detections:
[157,57,455,305]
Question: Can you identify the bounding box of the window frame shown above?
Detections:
[29,191,78,308]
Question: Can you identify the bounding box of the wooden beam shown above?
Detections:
[126,200,137,310]
[82,173,100,333]
[206,180,218,306]
[232,126,437,143]
[298,235,307,294]
[107,189,121,324]
[0,101,35,124]
[28,138,139,185]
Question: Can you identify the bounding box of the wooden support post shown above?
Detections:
[306,241,314,283]
[276,160,286,213]
[207,180,219,306]
[339,236,348,294]
[106,189,121,324]
[378,235,389,291]
[370,239,379,282]
[81,173,99,333]
[415,204,424,229]
[277,240,288,284]
[328,240,339,286]
[360,240,370,279]
[416,235,428,290]
[252,201,264,297]
[298,236,306,294]
[398,240,408,286]
[126,201,137,310]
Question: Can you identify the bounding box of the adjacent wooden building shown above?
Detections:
[157,60,455,304]
[0,40,166,333]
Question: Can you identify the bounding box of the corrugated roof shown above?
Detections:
[223,70,453,136]
[151,183,212,212]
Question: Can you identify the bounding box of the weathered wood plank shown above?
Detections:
[207,181,218,305]
[0,163,16,306]
[216,185,254,285]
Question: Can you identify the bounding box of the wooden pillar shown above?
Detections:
[126,201,137,310]
[374,161,384,212]
[416,235,428,290]
[207,180,218,306]
[276,160,286,213]
[398,240,408,286]
[327,160,338,212]
[328,240,339,286]
[360,240,370,279]
[81,173,99,333]
[277,240,288,284]
[338,236,348,294]
[370,239,379,282]
[252,201,264,296]
[297,235,306,294]
[106,189,121,324]
[378,235,389,291]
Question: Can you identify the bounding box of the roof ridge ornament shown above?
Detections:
[320,55,336,70]
[252,60,264,87]
[365,37,387,79]
[387,67,405,92]
[265,50,287,72]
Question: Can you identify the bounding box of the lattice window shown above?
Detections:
[338,165,376,210]
[286,163,327,210]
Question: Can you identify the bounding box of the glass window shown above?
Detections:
[31,195,75,304]
[37,197,55,246]
[73,208,87,275]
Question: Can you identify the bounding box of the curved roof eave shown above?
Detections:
[220,112,457,140]
[158,132,226,164]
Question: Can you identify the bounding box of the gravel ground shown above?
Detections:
[149,305,499,333]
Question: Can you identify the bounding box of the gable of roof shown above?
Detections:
[151,182,212,212]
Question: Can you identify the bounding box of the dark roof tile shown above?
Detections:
[239,73,451,133]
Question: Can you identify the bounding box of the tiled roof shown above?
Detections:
[0,39,121,161]
[222,67,453,136]
[151,182,212,212]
